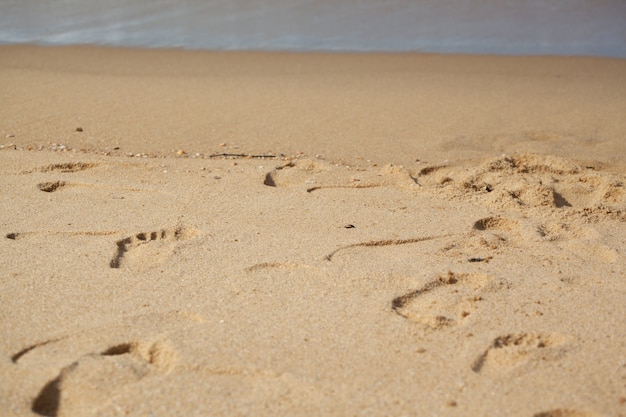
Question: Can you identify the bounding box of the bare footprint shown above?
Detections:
[12,309,322,416]
[109,226,197,269]
[535,222,598,242]
[35,180,159,194]
[471,333,570,376]
[31,340,177,417]
[263,159,418,192]
[440,217,521,258]
[470,216,522,247]
[263,160,333,189]
[22,162,98,174]
[553,173,625,209]
[11,311,201,416]
[392,271,504,330]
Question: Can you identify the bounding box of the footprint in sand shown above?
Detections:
[553,172,625,210]
[471,332,570,377]
[472,216,520,234]
[31,340,177,417]
[263,159,417,192]
[464,215,618,266]
[416,153,626,217]
[533,221,619,263]
[12,310,322,417]
[109,226,197,269]
[263,160,334,189]
[20,162,98,175]
[470,215,522,249]
[441,216,526,260]
[37,181,68,193]
[392,271,505,330]
[534,221,599,242]
[24,161,162,194]
[10,311,201,417]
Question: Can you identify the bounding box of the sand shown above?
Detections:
[1,45,625,417]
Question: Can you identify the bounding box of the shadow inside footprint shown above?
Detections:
[32,377,61,416]
[263,172,277,187]
[31,340,176,417]
[552,191,572,208]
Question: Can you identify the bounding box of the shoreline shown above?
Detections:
[5,41,626,59]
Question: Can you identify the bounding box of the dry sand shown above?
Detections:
[1,45,625,417]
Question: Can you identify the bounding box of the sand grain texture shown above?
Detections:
[1,46,625,417]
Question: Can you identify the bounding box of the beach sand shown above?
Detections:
[1,45,625,417]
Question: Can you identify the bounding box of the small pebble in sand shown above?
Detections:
[176,149,185,156]
[76,127,83,132]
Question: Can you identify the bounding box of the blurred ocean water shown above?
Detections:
[0,0,624,57]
